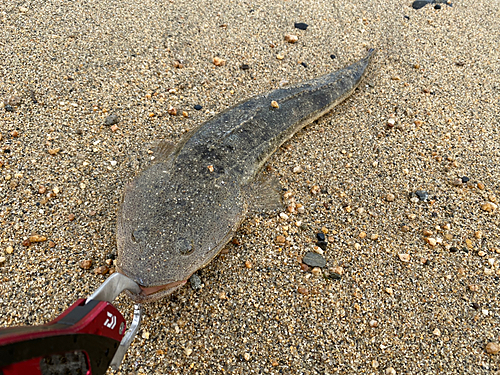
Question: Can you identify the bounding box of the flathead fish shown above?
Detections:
[116,49,375,302]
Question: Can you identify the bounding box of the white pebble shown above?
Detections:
[279,212,289,220]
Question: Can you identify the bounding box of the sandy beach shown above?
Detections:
[1,0,499,373]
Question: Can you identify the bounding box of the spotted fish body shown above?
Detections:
[117,50,374,302]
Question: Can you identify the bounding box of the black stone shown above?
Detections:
[104,114,120,126]
[461,176,470,183]
[434,4,441,9]
[328,272,342,280]
[5,105,14,112]
[404,15,410,20]
[75,129,83,135]
[302,252,326,268]
[105,253,116,260]
[449,247,459,252]
[316,233,326,242]
[194,104,202,110]
[415,190,429,201]
[316,241,328,251]
[240,64,250,70]
[472,302,480,310]
[300,62,308,68]
[330,54,336,59]
[189,274,202,290]
[294,22,308,30]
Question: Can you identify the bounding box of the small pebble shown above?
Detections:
[297,287,309,295]
[194,104,202,110]
[415,190,429,201]
[276,235,286,244]
[385,368,396,375]
[316,241,328,251]
[486,342,500,355]
[317,233,326,242]
[302,251,326,268]
[311,267,322,276]
[213,57,226,66]
[168,107,177,116]
[293,165,303,173]
[104,114,120,126]
[243,353,251,361]
[385,193,395,202]
[271,101,279,109]
[433,328,441,336]
[245,260,253,269]
[284,34,298,43]
[5,105,14,112]
[461,176,470,183]
[184,348,192,356]
[398,253,410,262]
[369,320,379,327]
[294,22,308,30]
[5,246,13,254]
[434,4,441,9]
[331,266,344,275]
[426,238,437,247]
[94,265,109,275]
[29,234,47,243]
[80,259,92,269]
[0,256,6,265]
[279,212,289,220]
[481,202,498,212]
[240,64,250,70]
[189,274,202,290]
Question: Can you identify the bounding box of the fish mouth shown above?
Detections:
[116,268,187,303]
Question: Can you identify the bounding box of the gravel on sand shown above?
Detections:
[1,0,499,373]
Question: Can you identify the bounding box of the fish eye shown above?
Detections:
[176,238,195,255]
[131,229,144,244]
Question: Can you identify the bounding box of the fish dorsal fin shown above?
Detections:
[244,173,283,214]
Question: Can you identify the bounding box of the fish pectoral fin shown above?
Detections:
[244,173,283,214]
[151,139,177,163]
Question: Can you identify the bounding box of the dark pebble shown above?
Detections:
[472,302,480,310]
[316,241,328,251]
[449,247,459,252]
[194,104,202,110]
[316,233,326,242]
[302,252,326,268]
[104,114,120,126]
[330,54,336,59]
[434,4,441,9]
[105,253,116,260]
[415,190,429,201]
[240,64,250,70]
[294,22,308,30]
[189,274,202,291]
[75,129,83,135]
[412,0,430,9]
[461,176,470,183]
[404,15,410,20]
[5,105,14,112]
[300,62,308,68]
[327,272,342,280]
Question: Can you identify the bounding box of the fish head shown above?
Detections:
[116,162,245,302]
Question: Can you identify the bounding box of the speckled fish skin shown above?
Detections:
[116,49,374,302]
